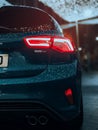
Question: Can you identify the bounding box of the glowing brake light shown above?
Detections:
[24,35,75,53]
[52,37,74,53]
[24,36,51,49]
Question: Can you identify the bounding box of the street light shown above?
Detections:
[95,36,98,41]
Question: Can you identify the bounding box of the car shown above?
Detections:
[0,5,83,129]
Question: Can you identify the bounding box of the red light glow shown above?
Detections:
[24,35,75,53]
[65,88,73,104]
[65,88,72,96]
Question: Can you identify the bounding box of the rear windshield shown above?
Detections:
[0,6,62,35]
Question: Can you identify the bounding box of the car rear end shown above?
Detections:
[0,6,83,129]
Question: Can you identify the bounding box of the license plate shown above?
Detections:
[0,54,8,67]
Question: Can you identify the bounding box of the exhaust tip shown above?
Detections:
[38,115,48,125]
[26,115,37,126]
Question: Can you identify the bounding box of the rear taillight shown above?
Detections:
[24,35,75,53]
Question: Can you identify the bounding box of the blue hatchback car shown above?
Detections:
[0,5,83,129]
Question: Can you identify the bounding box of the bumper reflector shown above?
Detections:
[65,88,73,104]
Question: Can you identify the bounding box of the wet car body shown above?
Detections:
[0,5,83,129]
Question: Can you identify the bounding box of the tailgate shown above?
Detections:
[0,33,49,78]
[0,6,56,78]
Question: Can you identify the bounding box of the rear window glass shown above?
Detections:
[0,6,62,35]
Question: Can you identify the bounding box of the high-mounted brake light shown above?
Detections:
[24,35,75,53]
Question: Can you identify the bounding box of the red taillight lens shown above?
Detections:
[52,37,75,53]
[24,36,51,49]
[24,35,75,53]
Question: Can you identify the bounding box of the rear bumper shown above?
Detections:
[0,99,82,129]
[0,75,82,118]
[0,73,82,128]
[0,60,82,128]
